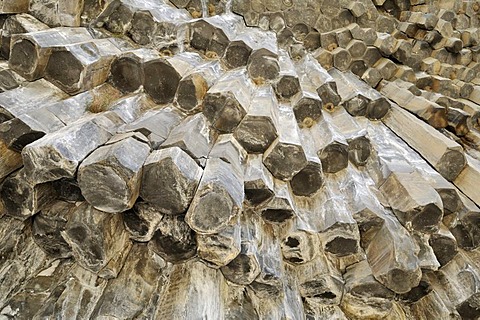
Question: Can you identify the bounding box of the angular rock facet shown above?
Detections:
[141,147,203,215]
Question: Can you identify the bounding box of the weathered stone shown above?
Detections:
[0,140,22,182]
[380,171,444,232]
[106,93,154,124]
[197,218,241,267]
[0,259,74,319]
[259,179,296,224]
[341,260,395,319]
[0,0,29,13]
[220,213,261,285]
[330,69,370,117]
[340,166,386,249]
[128,5,190,50]
[249,230,284,298]
[0,79,68,124]
[110,48,161,94]
[225,24,277,72]
[78,133,150,213]
[429,223,458,266]
[32,201,75,258]
[29,0,85,26]
[22,112,124,184]
[422,92,471,136]
[0,92,95,153]
[186,154,243,233]
[123,202,163,242]
[0,169,57,220]
[247,48,280,82]
[0,14,48,59]
[263,103,307,180]
[383,103,466,181]
[281,230,318,264]
[144,52,203,104]
[330,69,390,119]
[51,178,84,203]
[203,68,253,133]
[291,69,323,127]
[366,216,422,294]
[156,260,226,319]
[161,113,215,166]
[274,49,300,99]
[330,108,371,167]
[91,243,168,319]
[141,146,202,215]
[100,0,148,34]
[444,37,463,53]
[332,47,352,72]
[31,262,108,319]
[454,154,480,205]
[374,32,398,56]
[45,39,121,94]
[9,27,93,81]
[175,60,223,113]
[300,55,341,108]
[412,232,440,271]
[234,85,279,153]
[208,133,247,173]
[446,191,480,250]
[309,113,349,174]
[368,120,463,216]
[223,39,252,69]
[62,202,132,277]
[244,154,275,206]
[148,214,197,264]
[312,47,334,70]
[320,177,361,257]
[291,254,344,306]
[432,251,480,318]
[294,172,360,258]
[3,2,480,318]
[188,14,238,55]
[122,105,183,149]
[0,61,25,92]
[347,24,377,46]
[290,126,323,196]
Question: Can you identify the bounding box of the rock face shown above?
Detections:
[2,1,480,319]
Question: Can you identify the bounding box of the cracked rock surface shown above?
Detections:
[2,0,480,319]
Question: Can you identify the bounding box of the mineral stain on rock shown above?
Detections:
[1,0,480,319]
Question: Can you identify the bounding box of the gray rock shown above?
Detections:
[9,27,93,81]
[203,68,253,133]
[45,39,121,94]
[186,147,244,234]
[141,146,202,215]
[148,214,197,264]
[263,103,307,180]
[32,201,75,258]
[0,169,57,219]
[22,112,124,184]
[161,113,216,166]
[62,202,132,277]
[233,85,279,153]
[78,133,151,213]
[123,202,163,242]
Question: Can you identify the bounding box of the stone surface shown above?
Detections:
[141,146,203,215]
[2,1,480,319]
[78,133,150,213]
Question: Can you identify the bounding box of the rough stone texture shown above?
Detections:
[141,146,203,214]
[2,0,480,319]
[78,132,151,213]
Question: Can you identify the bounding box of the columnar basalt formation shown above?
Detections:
[1,0,480,319]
